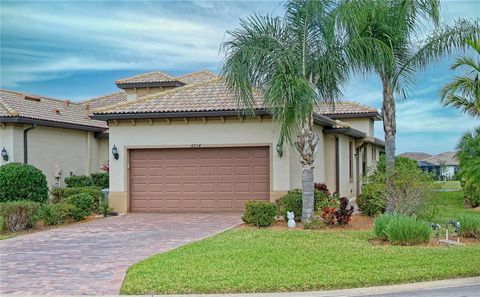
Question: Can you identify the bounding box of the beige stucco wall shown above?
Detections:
[0,123,108,187]
[342,118,375,136]
[0,124,24,165]
[107,117,311,212]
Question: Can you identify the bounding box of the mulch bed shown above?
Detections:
[237,214,374,231]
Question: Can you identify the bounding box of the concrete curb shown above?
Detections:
[117,277,480,297]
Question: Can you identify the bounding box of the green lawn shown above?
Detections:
[435,181,461,190]
[430,191,477,223]
[121,191,480,295]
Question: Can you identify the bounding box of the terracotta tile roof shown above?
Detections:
[176,70,218,84]
[316,101,378,115]
[115,71,177,84]
[93,76,380,120]
[93,78,264,114]
[83,91,127,109]
[399,152,432,161]
[421,152,459,166]
[0,89,107,130]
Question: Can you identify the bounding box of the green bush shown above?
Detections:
[375,213,431,245]
[303,217,325,230]
[463,182,480,208]
[64,187,103,209]
[242,201,278,227]
[357,183,386,217]
[50,187,65,203]
[458,215,480,238]
[0,163,48,203]
[64,175,93,188]
[0,201,40,232]
[98,201,112,217]
[91,173,109,189]
[276,189,336,221]
[38,203,75,226]
[65,193,95,221]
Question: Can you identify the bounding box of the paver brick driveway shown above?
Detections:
[0,213,241,295]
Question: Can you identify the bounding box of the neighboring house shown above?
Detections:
[398,152,432,162]
[420,152,459,180]
[90,70,385,213]
[0,90,109,187]
[399,151,459,180]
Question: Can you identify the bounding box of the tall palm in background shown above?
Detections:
[457,127,480,187]
[441,39,480,117]
[340,0,478,211]
[221,0,385,222]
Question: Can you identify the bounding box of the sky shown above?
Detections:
[1,0,479,155]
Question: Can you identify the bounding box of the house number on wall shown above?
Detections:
[191,144,201,148]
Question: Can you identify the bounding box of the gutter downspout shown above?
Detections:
[23,124,36,164]
[335,136,340,195]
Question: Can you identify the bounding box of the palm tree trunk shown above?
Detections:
[382,76,396,212]
[295,127,319,223]
[302,164,314,221]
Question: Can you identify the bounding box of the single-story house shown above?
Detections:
[90,70,385,213]
[1,70,384,213]
[0,90,109,187]
[399,151,459,180]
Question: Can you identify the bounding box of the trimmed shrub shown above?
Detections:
[91,173,109,189]
[50,187,65,204]
[38,203,75,226]
[357,183,386,217]
[0,163,48,203]
[98,201,112,217]
[65,194,95,221]
[0,201,40,232]
[64,187,103,209]
[375,213,431,245]
[458,215,480,238]
[242,201,278,227]
[276,189,336,221]
[64,175,93,188]
[463,182,480,208]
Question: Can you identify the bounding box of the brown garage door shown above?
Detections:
[129,146,270,212]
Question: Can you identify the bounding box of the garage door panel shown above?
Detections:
[129,146,269,212]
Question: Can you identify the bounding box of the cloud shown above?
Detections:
[1,1,261,86]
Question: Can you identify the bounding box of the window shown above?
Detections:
[372,147,377,161]
[349,141,353,180]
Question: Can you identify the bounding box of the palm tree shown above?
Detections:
[457,127,480,185]
[220,0,383,222]
[339,0,479,211]
[441,39,480,117]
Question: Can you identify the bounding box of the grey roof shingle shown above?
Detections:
[399,152,432,161]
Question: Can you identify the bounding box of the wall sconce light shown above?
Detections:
[112,145,119,160]
[1,147,8,161]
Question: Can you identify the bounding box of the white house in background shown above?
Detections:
[399,151,459,180]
